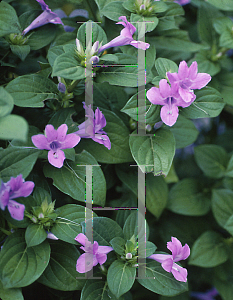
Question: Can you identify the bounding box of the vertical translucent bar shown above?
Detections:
[85,21,94,137]
[137,165,146,278]
[137,22,146,136]
[85,165,94,278]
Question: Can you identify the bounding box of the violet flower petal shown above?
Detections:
[98,245,114,254]
[178,87,195,103]
[37,0,49,11]
[76,253,96,273]
[178,60,189,80]
[167,72,179,84]
[56,124,68,142]
[11,181,35,199]
[23,11,63,35]
[52,8,67,19]
[174,0,190,5]
[161,257,174,273]
[92,134,111,150]
[167,237,182,258]
[160,104,179,126]
[147,253,171,263]
[69,9,89,18]
[31,134,50,150]
[22,0,63,35]
[45,124,58,142]
[0,183,10,210]
[146,87,165,105]
[94,108,107,132]
[98,16,149,53]
[7,200,25,221]
[190,73,212,89]
[188,61,198,80]
[99,36,133,53]
[75,232,88,245]
[96,253,108,265]
[171,263,188,282]
[159,79,171,98]
[60,134,81,150]
[48,149,65,168]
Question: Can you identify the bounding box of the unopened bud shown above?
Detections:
[38,213,44,219]
[154,121,163,130]
[58,82,66,94]
[31,216,38,223]
[47,232,59,240]
[89,55,99,64]
[140,4,146,10]
[146,124,152,132]
[126,253,133,259]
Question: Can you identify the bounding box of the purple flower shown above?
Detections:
[190,287,219,300]
[75,233,113,273]
[53,9,89,32]
[31,124,81,168]
[0,175,34,221]
[174,0,190,5]
[98,16,150,53]
[22,0,64,35]
[167,61,211,103]
[146,79,194,126]
[75,104,111,150]
[148,237,190,282]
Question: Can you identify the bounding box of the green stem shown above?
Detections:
[67,79,80,93]
[1,50,10,62]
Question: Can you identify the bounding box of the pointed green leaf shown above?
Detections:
[38,241,85,290]
[0,147,40,181]
[52,52,85,80]
[0,2,21,37]
[44,151,106,206]
[0,280,23,300]
[212,189,233,228]
[167,178,211,216]
[51,204,97,244]
[107,260,136,298]
[137,260,188,296]
[6,75,59,108]
[189,231,228,267]
[180,87,225,119]
[0,231,50,288]
[0,115,28,142]
[194,144,229,178]
[129,128,175,176]
[25,224,47,247]
[0,86,14,117]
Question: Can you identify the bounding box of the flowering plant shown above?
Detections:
[0,0,232,299]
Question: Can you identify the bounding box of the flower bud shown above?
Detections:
[126,253,133,259]
[47,232,59,240]
[140,4,146,10]
[31,216,38,223]
[38,213,44,219]
[58,82,66,94]
[89,56,99,64]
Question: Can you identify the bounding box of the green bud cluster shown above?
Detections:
[8,33,28,45]
[135,0,154,16]
[26,198,57,229]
